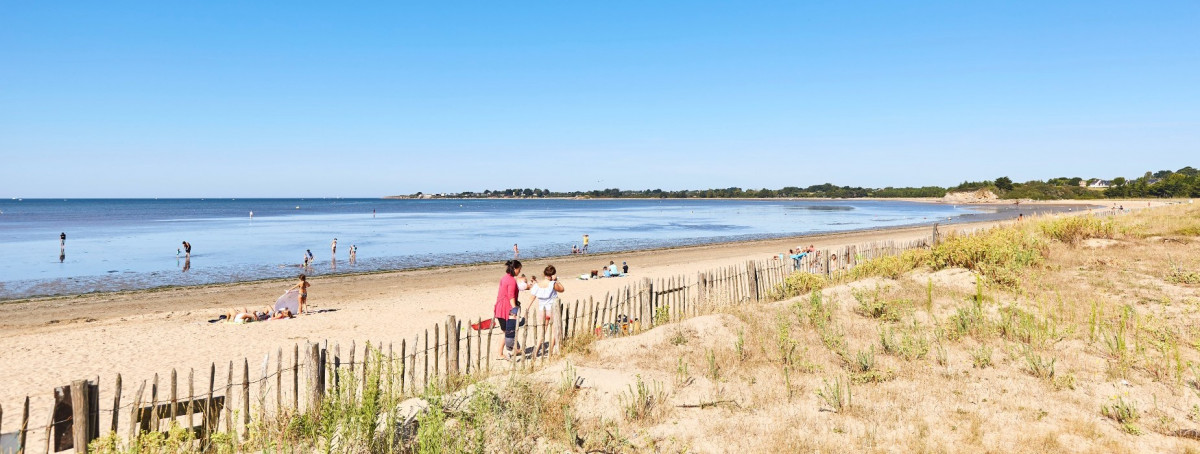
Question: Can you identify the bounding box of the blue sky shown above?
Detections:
[2,2,1197,197]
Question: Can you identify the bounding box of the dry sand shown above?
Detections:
[0,198,1167,437]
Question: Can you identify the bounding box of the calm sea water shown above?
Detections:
[0,198,1023,299]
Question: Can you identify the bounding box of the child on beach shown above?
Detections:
[290,274,311,314]
[529,265,565,355]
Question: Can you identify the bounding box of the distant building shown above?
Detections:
[1086,180,1111,189]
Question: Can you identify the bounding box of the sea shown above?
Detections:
[0,198,1051,300]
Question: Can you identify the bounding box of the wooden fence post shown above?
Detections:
[111,374,122,434]
[400,339,408,394]
[308,344,323,414]
[433,324,440,387]
[241,359,250,439]
[19,395,28,454]
[150,374,159,433]
[170,369,178,420]
[423,330,430,389]
[276,348,283,418]
[70,379,92,453]
[224,363,233,434]
[448,316,459,380]
[293,344,300,412]
[553,299,564,355]
[129,382,144,440]
[186,369,195,439]
[206,364,215,448]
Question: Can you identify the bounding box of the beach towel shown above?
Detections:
[275,289,300,315]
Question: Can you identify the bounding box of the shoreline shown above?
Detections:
[0,199,1172,431]
[0,199,1114,303]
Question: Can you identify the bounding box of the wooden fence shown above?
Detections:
[0,231,940,453]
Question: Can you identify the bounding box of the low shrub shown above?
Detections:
[1039,216,1115,246]
[774,272,828,299]
[848,249,929,280]
[927,227,1047,287]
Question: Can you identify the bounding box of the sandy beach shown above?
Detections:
[0,198,1163,435]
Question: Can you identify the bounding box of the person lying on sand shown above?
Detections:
[218,306,293,323]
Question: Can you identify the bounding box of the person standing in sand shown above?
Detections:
[495,260,529,359]
[529,265,565,355]
[290,274,311,314]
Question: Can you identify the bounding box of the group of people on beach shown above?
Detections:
[215,273,309,323]
[493,259,566,359]
[585,260,627,279]
[304,238,357,268]
[781,244,817,269]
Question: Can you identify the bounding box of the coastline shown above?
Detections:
[0,199,1167,428]
[0,198,1110,302]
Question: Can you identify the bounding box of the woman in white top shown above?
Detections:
[529,264,566,355]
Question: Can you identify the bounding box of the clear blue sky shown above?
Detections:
[2,2,1197,197]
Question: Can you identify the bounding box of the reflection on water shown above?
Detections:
[0,198,1071,299]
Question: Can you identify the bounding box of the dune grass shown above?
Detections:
[88,203,1200,453]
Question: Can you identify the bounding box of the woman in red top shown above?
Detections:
[495,260,527,359]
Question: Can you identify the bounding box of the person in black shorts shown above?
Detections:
[182,241,191,258]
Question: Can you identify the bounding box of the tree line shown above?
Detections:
[421,166,1199,200]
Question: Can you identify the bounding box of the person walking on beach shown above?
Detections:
[182,241,191,258]
[495,260,529,359]
[582,234,589,253]
[529,265,565,355]
[290,274,311,314]
[331,238,337,258]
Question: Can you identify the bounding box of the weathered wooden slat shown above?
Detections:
[111,374,122,434]
[277,348,283,417]
[206,364,215,448]
[348,341,357,403]
[71,380,91,453]
[449,316,459,379]
[187,369,195,439]
[308,344,322,414]
[423,329,430,389]
[241,359,250,439]
[18,396,28,454]
[129,382,145,440]
[150,373,160,433]
[170,369,178,421]
[400,339,408,394]
[259,354,270,428]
